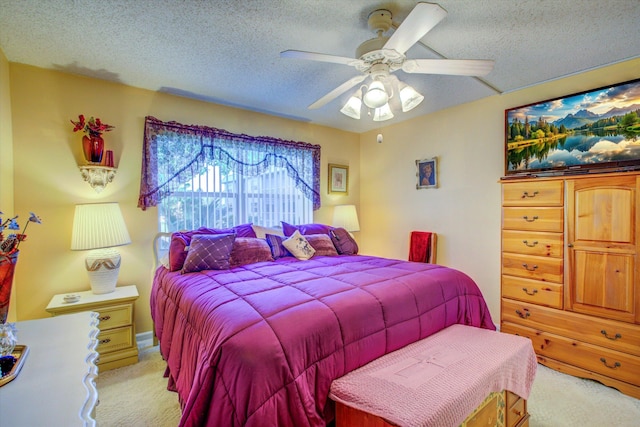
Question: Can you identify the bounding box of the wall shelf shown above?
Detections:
[79,165,117,193]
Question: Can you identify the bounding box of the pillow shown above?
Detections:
[265,234,292,259]
[281,221,332,237]
[168,224,256,271]
[181,233,236,273]
[305,234,339,256]
[229,237,274,268]
[252,224,284,239]
[282,230,316,260]
[329,227,359,255]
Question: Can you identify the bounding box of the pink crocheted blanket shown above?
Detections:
[330,324,537,427]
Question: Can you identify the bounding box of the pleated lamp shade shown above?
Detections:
[71,203,131,294]
[332,205,360,232]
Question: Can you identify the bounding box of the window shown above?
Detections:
[138,117,321,233]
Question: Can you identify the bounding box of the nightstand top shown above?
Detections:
[46,285,138,313]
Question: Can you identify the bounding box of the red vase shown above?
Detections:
[82,134,105,164]
[0,251,18,324]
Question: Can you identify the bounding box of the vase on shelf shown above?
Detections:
[82,134,105,164]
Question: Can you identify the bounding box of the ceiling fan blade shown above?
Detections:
[308,74,367,109]
[280,50,361,66]
[402,59,494,76]
[384,3,447,54]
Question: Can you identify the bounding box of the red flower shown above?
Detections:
[70,114,114,136]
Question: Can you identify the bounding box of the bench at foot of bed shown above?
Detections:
[330,324,537,427]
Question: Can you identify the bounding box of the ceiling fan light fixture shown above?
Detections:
[399,82,424,112]
[363,80,389,109]
[373,103,394,122]
[340,89,363,119]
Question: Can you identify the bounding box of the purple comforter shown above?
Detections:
[151,255,495,427]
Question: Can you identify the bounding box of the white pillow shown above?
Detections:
[282,230,316,260]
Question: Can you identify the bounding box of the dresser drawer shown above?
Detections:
[502,322,640,386]
[502,180,563,207]
[502,253,563,283]
[502,276,562,308]
[95,304,133,331]
[503,207,563,232]
[502,299,640,356]
[502,230,563,258]
[97,325,135,354]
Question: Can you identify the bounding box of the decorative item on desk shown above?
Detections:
[70,114,115,164]
[0,212,42,325]
[71,203,131,294]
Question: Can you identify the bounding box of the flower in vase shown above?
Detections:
[0,212,42,255]
[70,114,115,137]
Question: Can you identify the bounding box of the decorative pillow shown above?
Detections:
[168,224,256,271]
[282,230,316,260]
[281,221,332,237]
[182,233,236,273]
[229,237,274,268]
[252,224,284,239]
[329,227,359,255]
[305,234,339,256]
[265,234,292,259]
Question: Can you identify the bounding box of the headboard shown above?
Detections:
[152,232,172,270]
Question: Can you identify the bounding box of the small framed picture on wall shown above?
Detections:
[416,157,438,189]
[328,164,349,195]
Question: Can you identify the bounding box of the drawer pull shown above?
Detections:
[522,287,538,296]
[522,263,538,271]
[522,240,539,247]
[99,338,112,345]
[600,330,622,341]
[512,409,523,417]
[522,215,539,222]
[515,309,530,319]
[99,315,111,322]
[599,358,621,369]
[522,191,539,198]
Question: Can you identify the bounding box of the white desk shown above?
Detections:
[0,312,99,426]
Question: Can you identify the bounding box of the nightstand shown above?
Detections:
[46,285,139,371]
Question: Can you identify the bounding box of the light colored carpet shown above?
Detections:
[96,346,640,426]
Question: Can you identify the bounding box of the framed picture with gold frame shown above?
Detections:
[328,164,348,195]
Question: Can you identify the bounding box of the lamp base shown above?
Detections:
[85,248,121,294]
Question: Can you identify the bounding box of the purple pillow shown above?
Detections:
[281,221,332,237]
[168,223,256,271]
[229,237,274,268]
[305,234,338,256]
[181,234,236,273]
[265,234,292,259]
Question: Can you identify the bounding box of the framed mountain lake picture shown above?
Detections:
[504,78,640,176]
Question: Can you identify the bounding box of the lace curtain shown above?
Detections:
[138,116,321,211]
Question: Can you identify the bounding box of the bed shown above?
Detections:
[150,227,495,427]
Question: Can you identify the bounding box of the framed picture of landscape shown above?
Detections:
[504,78,640,176]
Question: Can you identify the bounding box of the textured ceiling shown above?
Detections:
[1,0,639,134]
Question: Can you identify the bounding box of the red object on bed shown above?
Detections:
[151,255,495,427]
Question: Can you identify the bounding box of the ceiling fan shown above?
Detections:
[281,2,494,121]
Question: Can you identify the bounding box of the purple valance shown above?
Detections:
[138,116,321,210]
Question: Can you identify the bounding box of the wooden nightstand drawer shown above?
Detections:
[502,180,563,207]
[503,207,564,232]
[95,304,133,330]
[97,325,134,354]
[506,391,527,427]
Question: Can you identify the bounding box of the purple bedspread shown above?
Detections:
[151,255,495,427]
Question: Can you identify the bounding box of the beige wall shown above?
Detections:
[8,64,359,333]
[358,58,640,321]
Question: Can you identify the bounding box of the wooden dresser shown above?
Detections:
[500,172,640,399]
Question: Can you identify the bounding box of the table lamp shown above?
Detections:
[71,203,131,294]
[332,205,360,233]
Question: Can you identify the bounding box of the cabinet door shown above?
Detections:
[566,176,639,323]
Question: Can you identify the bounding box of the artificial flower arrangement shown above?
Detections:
[0,212,41,255]
[70,114,115,137]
